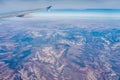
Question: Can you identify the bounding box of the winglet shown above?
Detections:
[46,6,52,12]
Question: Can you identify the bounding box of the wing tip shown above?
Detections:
[47,6,52,11]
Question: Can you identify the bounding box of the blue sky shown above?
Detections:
[0,0,120,19]
[0,0,120,16]
[0,0,120,12]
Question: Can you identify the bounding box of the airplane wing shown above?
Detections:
[0,6,52,18]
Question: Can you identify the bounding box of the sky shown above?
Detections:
[0,0,120,19]
[0,0,120,12]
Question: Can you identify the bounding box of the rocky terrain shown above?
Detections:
[0,19,120,80]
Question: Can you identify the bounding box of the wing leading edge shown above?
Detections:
[0,6,52,18]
